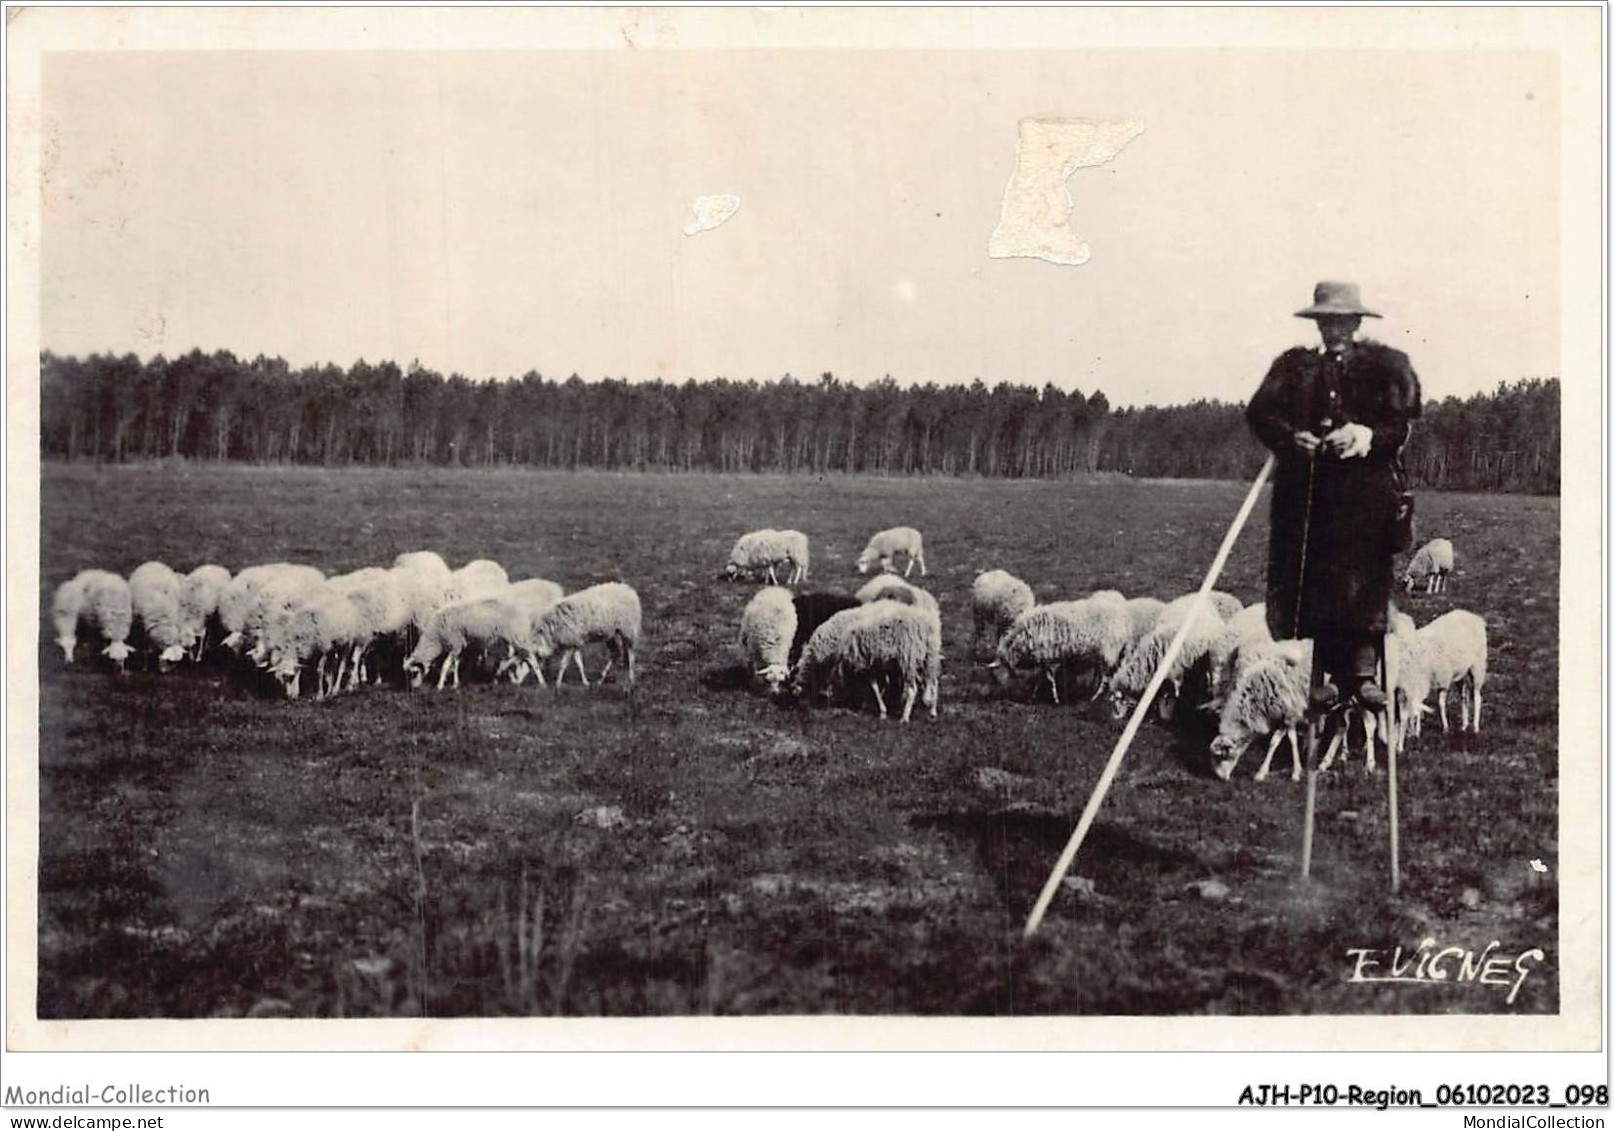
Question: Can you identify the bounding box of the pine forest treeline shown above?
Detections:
[38,350,1561,494]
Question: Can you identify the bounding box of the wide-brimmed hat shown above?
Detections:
[1295,280,1381,319]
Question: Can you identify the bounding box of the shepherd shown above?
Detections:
[1246,281,1422,714]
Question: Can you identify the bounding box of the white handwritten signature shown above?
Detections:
[1345,938,1545,1005]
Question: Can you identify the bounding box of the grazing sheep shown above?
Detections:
[789,592,862,664]
[446,559,510,600]
[971,570,1035,657]
[492,579,568,684]
[1210,639,1313,782]
[791,601,941,722]
[1405,608,1488,734]
[392,550,452,578]
[403,595,524,691]
[1120,596,1167,655]
[177,564,231,659]
[128,561,191,668]
[1402,538,1455,594]
[725,529,799,585]
[326,568,415,688]
[855,574,940,617]
[855,526,926,578]
[1108,601,1227,721]
[776,529,811,584]
[1204,602,1273,712]
[242,571,328,666]
[993,597,1130,704]
[264,585,365,700]
[218,563,326,652]
[521,582,642,689]
[51,569,134,668]
[738,586,798,692]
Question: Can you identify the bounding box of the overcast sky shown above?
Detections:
[41,47,1560,407]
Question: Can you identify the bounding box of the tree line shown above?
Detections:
[37,350,1560,494]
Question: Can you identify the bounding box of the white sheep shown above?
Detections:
[392,550,451,578]
[1402,538,1455,594]
[218,563,326,652]
[725,529,801,585]
[1121,596,1166,655]
[1210,639,1313,782]
[1403,609,1488,734]
[791,601,941,722]
[738,586,798,692]
[51,569,134,668]
[971,570,1035,657]
[128,560,191,668]
[993,597,1130,705]
[325,567,415,688]
[1204,602,1273,712]
[264,585,365,700]
[243,571,329,666]
[521,581,642,689]
[494,579,568,684]
[1108,600,1227,721]
[855,526,926,578]
[776,530,811,584]
[404,595,526,691]
[855,573,941,617]
[177,564,231,659]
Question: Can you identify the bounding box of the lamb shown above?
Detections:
[791,601,941,722]
[992,597,1131,705]
[1210,639,1313,782]
[971,570,1035,657]
[789,592,862,664]
[177,564,231,659]
[128,560,191,668]
[1402,537,1455,594]
[738,586,798,692]
[520,581,641,689]
[725,529,800,585]
[403,595,527,691]
[263,585,365,700]
[218,563,326,652]
[855,526,926,578]
[1403,609,1488,734]
[855,574,940,617]
[1107,600,1227,721]
[51,569,134,668]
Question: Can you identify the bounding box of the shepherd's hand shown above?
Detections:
[1324,423,1373,459]
[1292,430,1322,455]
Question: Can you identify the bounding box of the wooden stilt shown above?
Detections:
[1383,642,1401,894]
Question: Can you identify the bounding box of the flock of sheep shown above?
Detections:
[49,552,640,699]
[48,516,1481,782]
[730,527,1486,783]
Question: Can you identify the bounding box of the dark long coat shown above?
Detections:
[1246,340,1421,640]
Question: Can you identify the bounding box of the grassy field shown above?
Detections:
[34,463,1559,1018]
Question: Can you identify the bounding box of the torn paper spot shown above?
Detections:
[988,117,1145,266]
[682,194,741,236]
